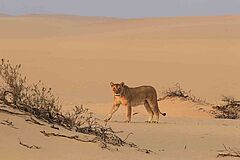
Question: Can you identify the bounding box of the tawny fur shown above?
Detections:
[104,82,166,123]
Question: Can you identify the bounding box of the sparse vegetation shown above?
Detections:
[159,83,208,105]
[212,96,240,119]
[0,59,137,150]
[160,84,240,119]
[217,144,240,158]
[0,59,26,104]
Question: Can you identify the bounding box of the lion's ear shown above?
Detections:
[110,82,114,87]
[120,82,125,87]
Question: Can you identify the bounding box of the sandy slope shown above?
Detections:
[0,15,240,105]
[0,99,240,160]
[0,14,240,160]
[0,103,153,160]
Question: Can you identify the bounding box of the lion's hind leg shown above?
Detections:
[147,100,160,123]
[144,100,154,123]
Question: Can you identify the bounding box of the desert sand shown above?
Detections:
[0,14,240,159]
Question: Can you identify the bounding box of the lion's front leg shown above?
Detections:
[104,104,120,122]
[124,104,132,123]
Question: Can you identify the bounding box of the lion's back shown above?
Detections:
[127,85,157,105]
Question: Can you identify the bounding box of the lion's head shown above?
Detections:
[110,82,125,96]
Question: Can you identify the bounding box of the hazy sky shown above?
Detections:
[0,0,240,18]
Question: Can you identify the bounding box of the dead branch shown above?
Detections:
[18,138,41,149]
[25,117,45,126]
[217,144,240,158]
[0,119,18,129]
[40,130,125,151]
[137,148,153,154]
[123,132,134,142]
[0,108,27,116]
[51,124,59,130]
[40,130,96,143]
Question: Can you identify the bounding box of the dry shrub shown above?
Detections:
[161,83,189,99]
[0,59,26,103]
[0,59,133,148]
[159,83,207,105]
[212,96,240,119]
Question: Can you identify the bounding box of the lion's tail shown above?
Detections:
[159,111,167,116]
[157,98,167,116]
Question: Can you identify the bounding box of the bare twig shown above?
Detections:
[40,130,96,143]
[137,148,153,154]
[25,117,45,126]
[18,138,41,149]
[0,108,27,116]
[51,124,59,130]
[217,144,240,158]
[0,119,18,129]
[123,132,134,142]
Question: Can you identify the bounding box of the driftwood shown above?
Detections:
[217,144,240,158]
[19,138,41,149]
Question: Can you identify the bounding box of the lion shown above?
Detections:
[104,82,166,123]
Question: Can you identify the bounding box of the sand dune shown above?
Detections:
[0,15,240,105]
[0,14,240,159]
[0,98,240,160]
[0,103,152,160]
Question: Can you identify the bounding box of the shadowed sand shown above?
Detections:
[0,14,240,160]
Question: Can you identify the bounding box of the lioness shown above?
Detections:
[104,82,166,123]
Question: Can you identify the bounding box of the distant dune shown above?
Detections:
[0,15,240,105]
[0,13,10,17]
